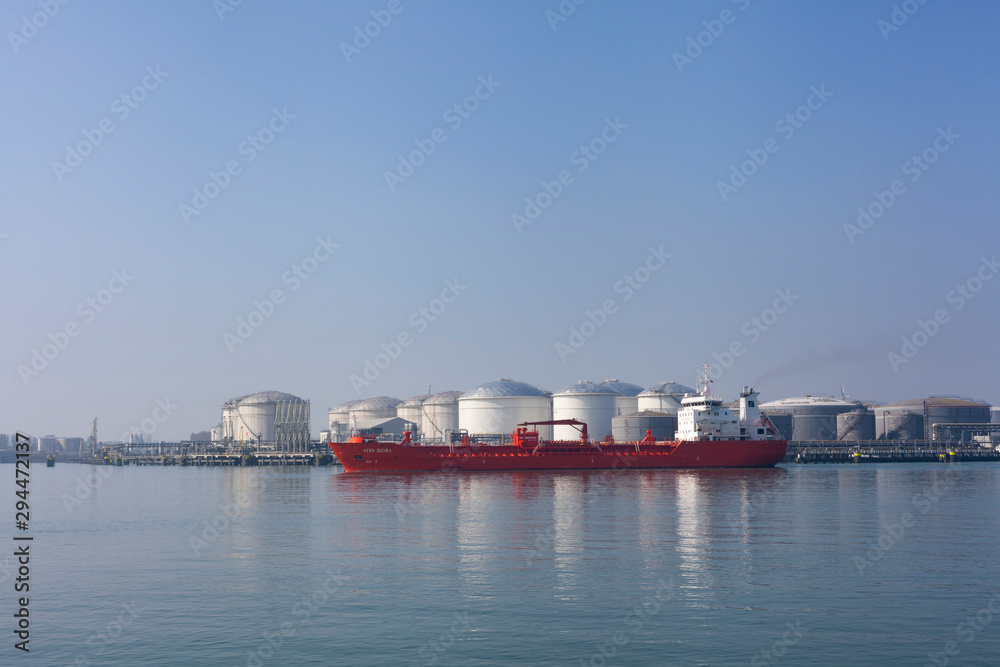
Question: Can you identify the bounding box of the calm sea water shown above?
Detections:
[6,462,1000,666]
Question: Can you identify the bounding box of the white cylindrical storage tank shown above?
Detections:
[329,399,363,436]
[612,411,678,442]
[349,396,403,424]
[837,409,876,441]
[211,425,223,443]
[421,391,463,441]
[600,379,645,416]
[873,401,926,440]
[924,397,990,442]
[397,395,431,436]
[458,379,553,440]
[237,394,279,443]
[552,381,618,441]
[637,381,696,414]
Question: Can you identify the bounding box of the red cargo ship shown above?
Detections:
[330,372,787,472]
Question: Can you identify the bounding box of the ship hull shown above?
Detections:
[329,439,787,472]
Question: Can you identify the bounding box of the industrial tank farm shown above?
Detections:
[209,379,997,455]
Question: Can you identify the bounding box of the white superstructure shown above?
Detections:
[675,367,772,442]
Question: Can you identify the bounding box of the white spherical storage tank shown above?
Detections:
[458,379,553,440]
[421,391,463,441]
[637,381,696,413]
[552,381,618,441]
[600,379,645,416]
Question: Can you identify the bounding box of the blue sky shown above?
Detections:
[3,0,998,441]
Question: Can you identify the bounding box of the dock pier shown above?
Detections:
[786,440,1000,464]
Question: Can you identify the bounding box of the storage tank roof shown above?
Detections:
[879,396,989,408]
[640,381,696,396]
[399,394,433,407]
[599,379,645,396]
[554,381,618,396]
[461,379,549,399]
[353,396,403,410]
[426,390,464,404]
[761,396,855,408]
[238,391,303,405]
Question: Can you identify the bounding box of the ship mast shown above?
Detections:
[697,363,712,398]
